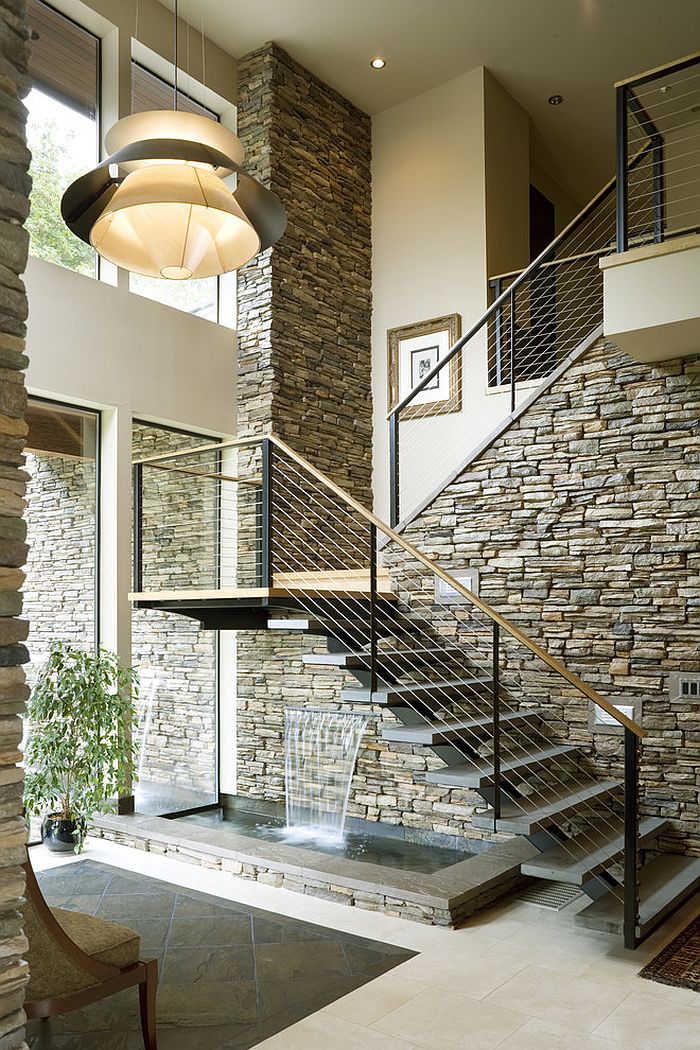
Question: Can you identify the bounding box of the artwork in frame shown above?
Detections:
[387,313,462,419]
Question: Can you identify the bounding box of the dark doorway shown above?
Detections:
[529,184,555,261]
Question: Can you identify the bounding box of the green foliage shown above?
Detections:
[26,120,95,276]
[23,643,139,851]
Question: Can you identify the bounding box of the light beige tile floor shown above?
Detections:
[30,838,700,1050]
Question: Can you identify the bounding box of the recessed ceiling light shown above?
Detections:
[370,57,386,70]
[548,94,564,106]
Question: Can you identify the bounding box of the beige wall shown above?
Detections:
[371,67,489,520]
[484,70,530,280]
[371,66,573,523]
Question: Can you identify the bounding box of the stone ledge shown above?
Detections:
[93,813,536,927]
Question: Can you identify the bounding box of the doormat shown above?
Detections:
[639,913,700,992]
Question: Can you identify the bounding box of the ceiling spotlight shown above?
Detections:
[548,94,564,106]
[370,57,386,69]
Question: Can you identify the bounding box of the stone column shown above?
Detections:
[0,1,32,1045]
[233,45,373,804]
[236,42,373,501]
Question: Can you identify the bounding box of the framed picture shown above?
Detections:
[387,313,462,418]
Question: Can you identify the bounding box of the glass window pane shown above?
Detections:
[128,62,220,322]
[132,423,219,815]
[26,0,99,276]
[23,398,99,842]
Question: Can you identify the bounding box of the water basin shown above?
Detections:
[175,807,473,875]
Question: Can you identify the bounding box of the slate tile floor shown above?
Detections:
[26,860,415,1050]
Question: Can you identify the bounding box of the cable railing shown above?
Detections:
[617,52,700,252]
[388,51,700,529]
[132,433,646,948]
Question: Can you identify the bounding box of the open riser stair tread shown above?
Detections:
[423,743,580,789]
[472,778,623,835]
[574,853,700,938]
[381,707,542,745]
[341,677,493,705]
[521,816,669,885]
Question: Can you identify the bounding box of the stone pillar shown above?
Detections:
[0,2,32,1045]
[233,45,372,804]
[236,43,373,501]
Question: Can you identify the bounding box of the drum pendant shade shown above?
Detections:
[89,164,261,279]
[62,110,286,277]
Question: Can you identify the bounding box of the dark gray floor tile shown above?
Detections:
[254,938,350,981]
[157,980,258,1026]
[98,891,176,920]
[252,915,336,945]
[33,859,415,1050]
[41,893,103,915]
[161,944,255,984]
[168,912,252,947]
[172,893,247,918]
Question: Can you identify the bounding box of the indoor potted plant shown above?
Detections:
[23,642,139,852]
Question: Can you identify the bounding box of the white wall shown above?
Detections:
[371,67,489,521]
[372,67,550,524]
[26,257,236,433]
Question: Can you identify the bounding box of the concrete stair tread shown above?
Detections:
[303,647,466,670]
[423,744,579,789]
[340,677,491,706]
[472,778,622,834]
[522,816,669,885]
[574,853,700,938]
[381,707,542,745]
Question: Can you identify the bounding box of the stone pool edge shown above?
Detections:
[91,813,538,926]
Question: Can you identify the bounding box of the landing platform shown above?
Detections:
[129,573,396,628]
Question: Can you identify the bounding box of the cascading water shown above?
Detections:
[284,706,369,844]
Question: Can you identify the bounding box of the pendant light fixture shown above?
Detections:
[61,1,285,279]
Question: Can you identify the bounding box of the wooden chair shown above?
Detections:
[22,859,158,1049]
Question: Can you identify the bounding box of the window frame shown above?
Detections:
[25,394,102,653]
[131,418,222,817]
[26,0,102,279]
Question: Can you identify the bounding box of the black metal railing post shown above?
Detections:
[133,462,143,593]
[389,411,400,528]
[492,621,501,830]
[369,523,378,696]
[493,277,503,387]
[616,84,629,252]
[624,726,640,950]
[261,438,273,588]
[509,288,516,413]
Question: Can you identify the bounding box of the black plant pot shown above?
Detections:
[41,815,79,853]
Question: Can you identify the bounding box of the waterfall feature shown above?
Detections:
[284,707,369,844]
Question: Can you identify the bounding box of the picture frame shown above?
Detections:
[387,313,462,419]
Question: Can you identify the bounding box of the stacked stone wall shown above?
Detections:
[399,338,700,852]
[234,44,381,832]
[23,452,96,680]
[0,1,32,1044]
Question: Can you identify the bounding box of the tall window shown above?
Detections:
[26,0,99,277]
[131,422,219,816]
[23,399,100,680]
[128,62,219,322]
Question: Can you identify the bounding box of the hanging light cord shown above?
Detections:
[173,0,179,111]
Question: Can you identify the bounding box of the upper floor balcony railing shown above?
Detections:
[387,51,700,529]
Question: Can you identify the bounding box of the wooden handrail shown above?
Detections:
[132,435,261,466]
[270,434,646,739]
[614,49,700,89]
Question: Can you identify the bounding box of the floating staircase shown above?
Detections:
[265,606,700,945]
